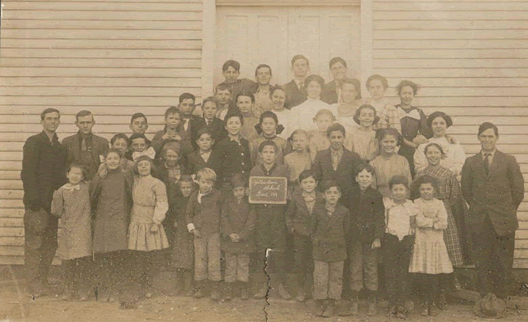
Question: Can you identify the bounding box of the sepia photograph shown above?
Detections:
[0,0,527,321]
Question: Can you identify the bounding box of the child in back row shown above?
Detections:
[220,173,256,301]
[286,170,324,302]
[186,168,224,300]
[51,163,92,301]
[311,180,350,318]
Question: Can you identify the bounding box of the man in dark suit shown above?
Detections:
[461,122,524,299]
[21,108,68,296]
[178,92,202,155]
[312,123,363,207]
[283,55,309,109]
[62,110,108,180]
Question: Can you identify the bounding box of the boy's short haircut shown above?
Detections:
[222,60,241,72]
[128,133,151,146]
[258,140,279,153]
[235,91,255,103]
[130,112,148,124]
[326,123,346,138]
[110,133,128,146]
[255,64,272,76]
[388,175,409,190]
[320,180,341,193]
[104,148,123,159]
[299,169,318,184]
[224,112,244,125]
[66,162,88,180]
[415,175,438,191]
[162,141,182,157]
[366,74,389,89]
[164,106,182,119]
[202,96,219,109]
[196,167,217,183]
[230,173,247,189]
[478,121,499,137]
[41,108,60,120]
[133,155,156,176]
[179,93,196,104]
[75,110,93,121]
[196,128,213,141]
[291,54,309,66]
[356,163,375,177]
[314,108,336,122]
[329,57,347,69]
[178,175,195,189]
[215,83,233,94]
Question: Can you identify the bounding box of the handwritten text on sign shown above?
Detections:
[249,176,288,204]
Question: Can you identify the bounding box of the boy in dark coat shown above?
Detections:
[286,169,324,302]
[312,123,363,208]
[311,180,350,318]
[220,173,256,300]
[194,96,227,146]
[187,128,215,176]
[250,140,292,300]
[341,163,385,316]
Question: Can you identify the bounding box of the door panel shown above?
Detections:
[215,6,360,86]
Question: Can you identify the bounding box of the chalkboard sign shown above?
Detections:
[249,176,288,205]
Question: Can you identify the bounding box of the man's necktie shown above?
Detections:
[184,119,189,132]
[484,153,491,175]
[81,138,87,151]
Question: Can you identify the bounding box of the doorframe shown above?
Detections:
[201,0,373,99]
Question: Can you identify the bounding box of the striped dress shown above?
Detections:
[412,165,464,267]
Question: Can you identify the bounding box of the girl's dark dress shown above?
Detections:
[171,191,194,269]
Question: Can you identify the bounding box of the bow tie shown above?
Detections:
[64,183,80,192]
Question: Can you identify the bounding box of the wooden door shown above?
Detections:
[215,6,361,86]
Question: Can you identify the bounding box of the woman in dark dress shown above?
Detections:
[395,80,433,177]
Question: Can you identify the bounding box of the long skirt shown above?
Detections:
[443,201,464,267]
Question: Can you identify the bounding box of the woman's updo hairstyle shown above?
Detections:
[427,111,453,129]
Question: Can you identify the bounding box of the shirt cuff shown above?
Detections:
[187,223,196,232]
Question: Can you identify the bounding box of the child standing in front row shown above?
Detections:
[341,164,384,317]
[286,170,324,302]
[171,175,196,296]
[90,149,132,303]
[51,163,92,301]
[128,156,169,297]
[409,175,453,317]
[383,175,418,319]
[186,167,224,300]
[311,181,350,318]
[251,141,292,300]
[284,129,312,195]
[220,173,256,301]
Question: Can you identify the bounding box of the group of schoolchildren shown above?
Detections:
[50,56,461,318]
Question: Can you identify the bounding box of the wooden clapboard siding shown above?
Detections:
[0,0,203,265]
[373,0,528,269]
